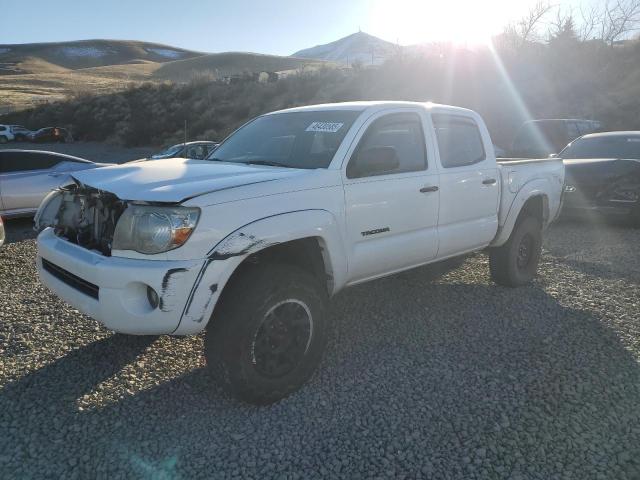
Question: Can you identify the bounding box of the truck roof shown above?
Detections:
[267,101,476,117]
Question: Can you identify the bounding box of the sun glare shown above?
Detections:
[368,0,527,46]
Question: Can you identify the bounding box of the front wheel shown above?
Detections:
[489,216,542,287]
[205,263,329,405]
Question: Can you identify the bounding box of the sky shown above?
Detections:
[1,0,593,55]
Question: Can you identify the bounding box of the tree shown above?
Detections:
[549,9,579,43]
[499,2,554,51]
[600,0,640,45]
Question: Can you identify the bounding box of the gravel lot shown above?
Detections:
[1,218,639,479]
[0,142,154,164]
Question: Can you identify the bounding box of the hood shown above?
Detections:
[70,158,308,203]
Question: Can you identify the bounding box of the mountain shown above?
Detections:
[292,31,398,65]
[0,39,203,75]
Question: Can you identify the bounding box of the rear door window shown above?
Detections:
[432,114,486,168]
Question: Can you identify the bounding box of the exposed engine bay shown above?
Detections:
[36,181,127,256]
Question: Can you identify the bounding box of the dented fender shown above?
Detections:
[172,209,347,335]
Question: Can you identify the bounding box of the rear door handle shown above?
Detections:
[420,185,439,193]
[482,178,497,185]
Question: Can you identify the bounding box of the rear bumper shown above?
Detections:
[37,228,204,335]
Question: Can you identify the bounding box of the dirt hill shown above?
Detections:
[0,39,202,75]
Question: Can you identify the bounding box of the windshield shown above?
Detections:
[209,110,362,169]
[561,135,640,159]
[151,144,183,159]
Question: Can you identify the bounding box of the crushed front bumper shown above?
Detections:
[37,228,204,335]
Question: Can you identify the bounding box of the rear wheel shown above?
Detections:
[205,263,329,405]
[489,216,542,287]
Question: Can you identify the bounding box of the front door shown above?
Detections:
[343,111,440,283]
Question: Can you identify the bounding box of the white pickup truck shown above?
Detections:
[35,101,564,404]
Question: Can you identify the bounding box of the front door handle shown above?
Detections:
[482,178,497,185]
[420,185,439,193]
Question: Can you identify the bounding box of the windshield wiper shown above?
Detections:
[205,158,294,168]
[244,160,292,168]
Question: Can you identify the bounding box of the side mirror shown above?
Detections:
[349,146,399,178]
[548,153,559,158]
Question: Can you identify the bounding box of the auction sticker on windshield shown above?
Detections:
[306,122,344,133]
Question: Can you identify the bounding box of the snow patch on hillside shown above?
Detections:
[146,48,184,59]
[58,47,111,58]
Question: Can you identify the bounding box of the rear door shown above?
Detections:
[343,110,440,283]
[432,113,499,258]
[0,152,63,213]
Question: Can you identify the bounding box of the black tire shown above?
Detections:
[0,136,7,144]
[205,263,329,405]
[489,216,542,287]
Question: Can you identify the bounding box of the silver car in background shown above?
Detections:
[0,150,112,218]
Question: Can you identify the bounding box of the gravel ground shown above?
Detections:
[0,218,639,479]
[0,142,155,164]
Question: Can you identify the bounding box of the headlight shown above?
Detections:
[112,205,200,254]
[34,190,64,232]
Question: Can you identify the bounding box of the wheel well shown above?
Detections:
[518,195,548,225]
[226,237,331,294]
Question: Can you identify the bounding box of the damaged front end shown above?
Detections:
[36,179,201,257]
[35,180,127,256]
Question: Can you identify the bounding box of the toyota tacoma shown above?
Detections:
[35,102,565,404]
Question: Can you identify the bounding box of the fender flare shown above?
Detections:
[491,178,550,247]
[172,209,347,335]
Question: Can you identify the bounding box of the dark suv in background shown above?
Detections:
[28,127,73,143]
[510,119,602,158]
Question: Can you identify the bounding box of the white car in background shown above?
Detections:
[10,125,32,142]
[0,125,15,144]
[0,150,112,217]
